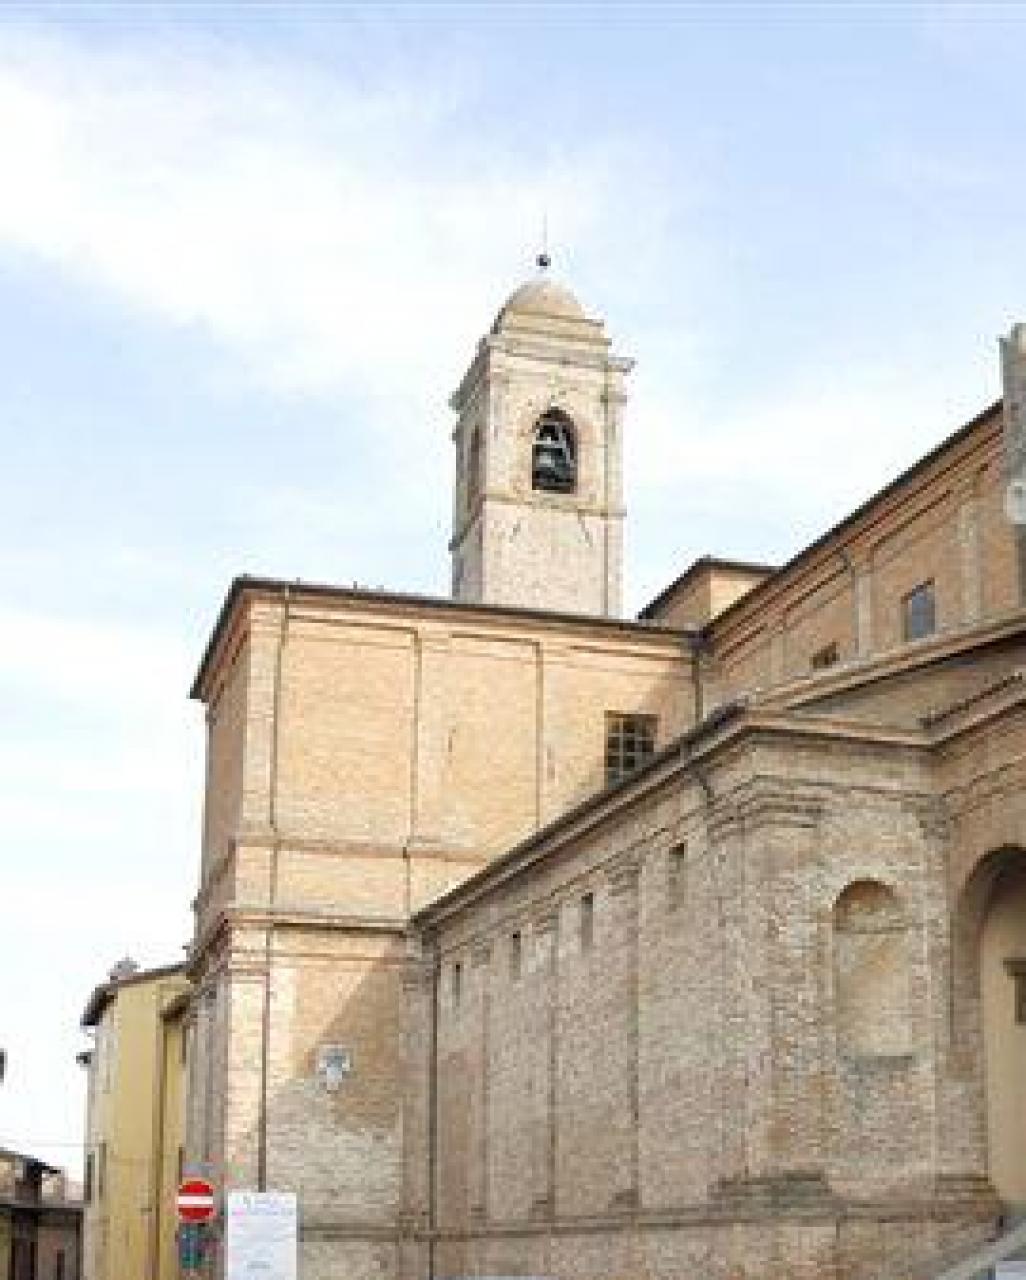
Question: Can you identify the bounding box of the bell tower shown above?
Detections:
[449,260,633,617]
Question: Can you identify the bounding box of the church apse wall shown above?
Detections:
[408,716,999,1280]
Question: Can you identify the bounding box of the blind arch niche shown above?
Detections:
[833,879,912,1058]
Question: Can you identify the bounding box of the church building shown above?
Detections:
[184,266,1026,1280]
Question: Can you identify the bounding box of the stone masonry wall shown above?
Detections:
[411,726,1001,1280]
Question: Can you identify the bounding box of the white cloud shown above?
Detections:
[0,26,673,404]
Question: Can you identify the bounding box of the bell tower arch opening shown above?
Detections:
[531,408,577,495]
[448,262,633,618]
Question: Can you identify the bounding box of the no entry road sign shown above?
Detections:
[177,1177,216,1223]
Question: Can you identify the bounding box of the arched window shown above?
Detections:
[833,880,911,1057]
[531,409,577,494]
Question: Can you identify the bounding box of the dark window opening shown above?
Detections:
[811,641,839,671]
[83,1153,94,1204]
[54,1250,65,1280]
[902,580,936,642]
[605,713,657,786]
[580,892,595,953]
[510,931,522,981]
[1010,964,1026,1025]
[668,844,687,911]
[467,426,482,510]
[451,962,462,1010]
[532,409,577,494]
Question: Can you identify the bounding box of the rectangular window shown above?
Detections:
[510,931,522,981]
[83,1153,94,1204]
[605,713,657,786]
[902,581,936,642]
[811,641,839,671]
[667,844,687,911]
[177,1146,184,1187]
[451,962,462,1011]
[54,1250,65,1280]
[580,892,595,953]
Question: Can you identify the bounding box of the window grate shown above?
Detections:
[605,713,657,786]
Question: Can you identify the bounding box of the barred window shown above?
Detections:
[605,713,657,786]
[902,581,936,642]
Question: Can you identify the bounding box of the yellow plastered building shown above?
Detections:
[80,961,189,1280]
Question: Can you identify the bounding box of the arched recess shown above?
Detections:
[953,846,1026,1205]
[833,880,912,1058]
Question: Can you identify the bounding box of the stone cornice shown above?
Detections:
[192,575,693,699]
[449,490,626,552]
[414,703,944,935]
[188,904,406,970]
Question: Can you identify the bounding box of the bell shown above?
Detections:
[533,442,562,484]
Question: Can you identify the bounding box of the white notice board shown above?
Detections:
[224,1191,297,1280]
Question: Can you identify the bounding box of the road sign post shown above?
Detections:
[178,1222,203,1269]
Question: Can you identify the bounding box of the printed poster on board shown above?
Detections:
[224,1191,297,1280]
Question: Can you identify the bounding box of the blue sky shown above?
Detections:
[1,1,1024,1175]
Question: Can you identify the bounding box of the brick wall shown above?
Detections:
[708,405,1018,700]
[412,715,1009,1280]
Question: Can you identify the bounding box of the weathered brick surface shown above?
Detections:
[184,307,1026,1280]
[186,586,692,1279]
[413,708,1022,1280]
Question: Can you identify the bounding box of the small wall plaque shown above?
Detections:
[316,1045,352,1092]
